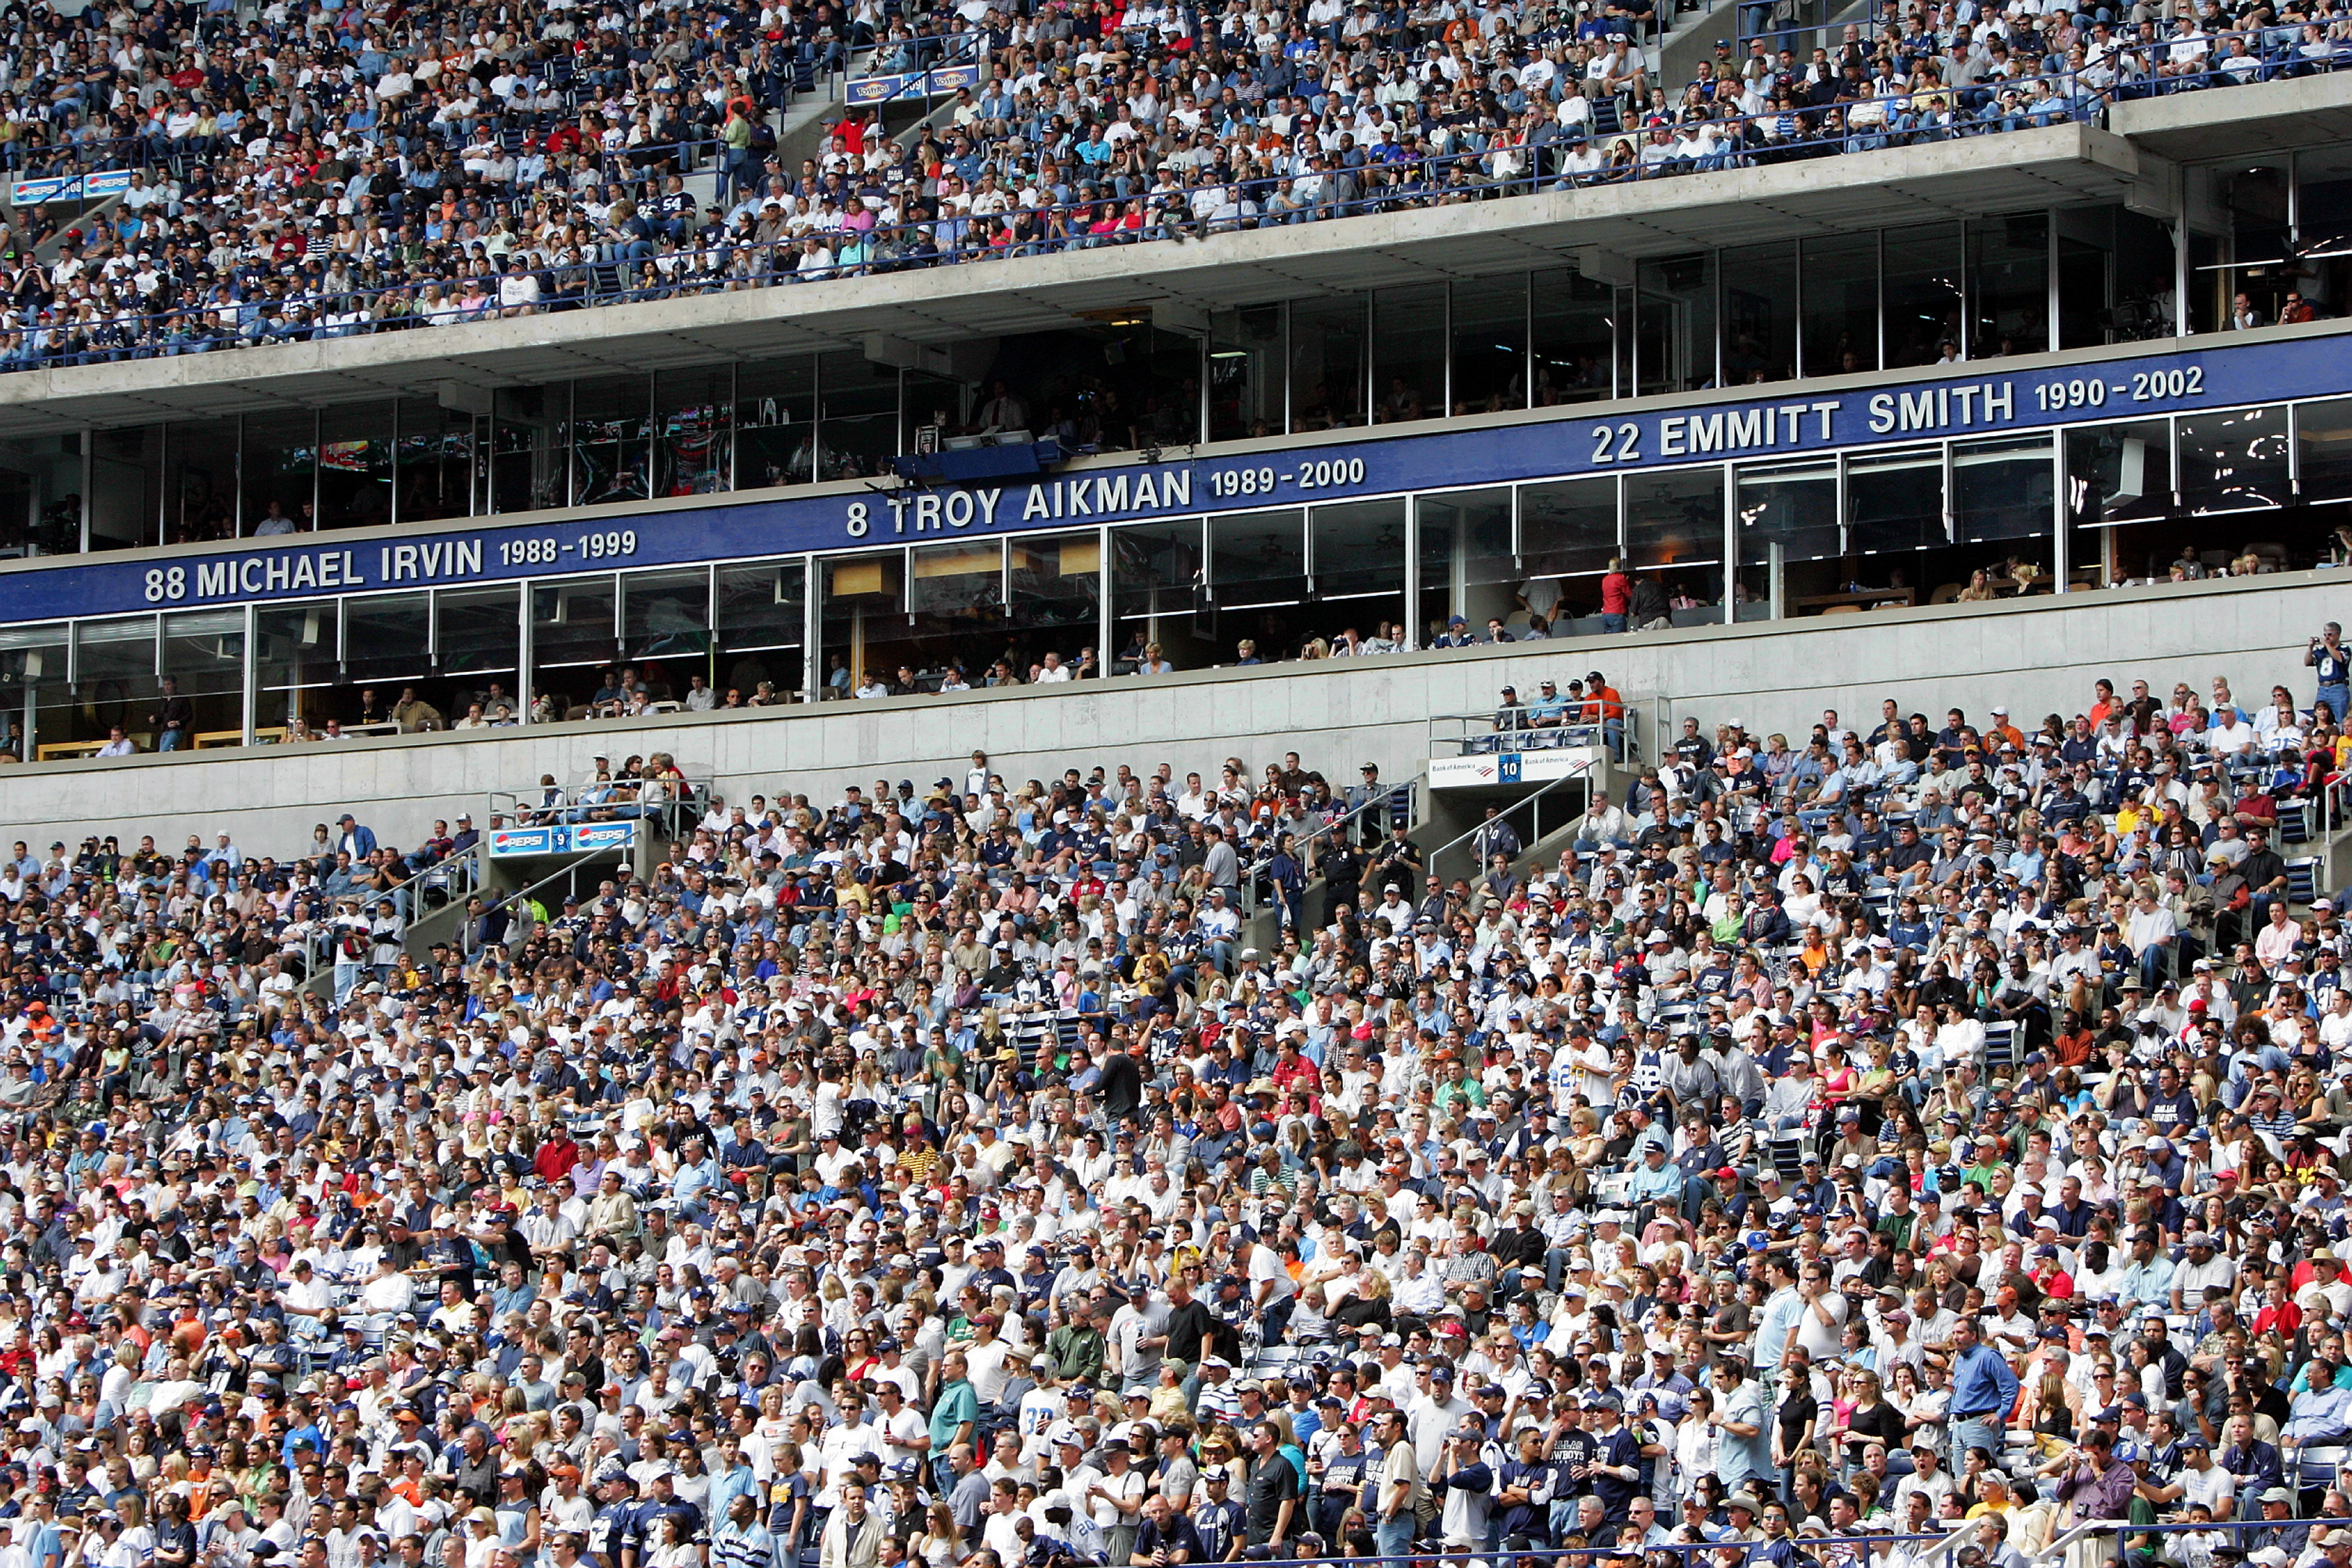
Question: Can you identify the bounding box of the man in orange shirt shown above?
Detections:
[2087,678,2117,729]
[1985,705,2024,752]
[1584,670,1624,759]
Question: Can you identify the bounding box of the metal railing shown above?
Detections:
[1737,0,1848,56]
[1237,769,1427,917]
[1113,1537,1977,1568]
[1171,1502,2348,1568]
[1426,754,1609,888]
[845,31,986,104]
[466,852,612,957]
[2034,1512,2344,1566]
[488,772,707,848]
[1427,706,1644,765]
[289,841,484,993]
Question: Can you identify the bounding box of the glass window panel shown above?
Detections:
[343,593,433,686]
[256,601,339,704]
[318,401,396,532]
[1450,277,1526,415]
[1952,436,2055,543]
[1211,509,1307,608]
[1137,327,1204,452]
[0,434,84,556]
[161,608,245,741]
[818,351,899,480]
[1624,466,1726,619]
[1638,254,1717,397]
[1802,235,1878,377]
[820,550,905,697]
[1210,305,1287,441]
[0,622,67,694]
[1416,488,1515,643]
[1311,499,1406,604]
[89,425,162,549]
[2064,420,2173,527]
[568,377,652,506]
[1519,475,1619,582]
[2298,146,2352,247]
[908,540,1004,617]
[2299,397,2352,503]
[714,559,804,704]
[1737,461,1841,564]
[2218,163,2295,323]
[71,616,158,744]
[2179,405,2290,514]
[491,386,563,514]
[1624,466,1726,571]
[1968,212,2049,358]
[396,398,479,524]
[0,622,64,757]
[528,577,620,670]
[1373,285,1445,425]
[436,584,521,685]
[2056,206,2177,350]
[737,357,819,489]
[2190,226,2234,335]
[906,540,1008,684]
[2295,147,2352,321]
[1846,448,1946,556]
[657,367,733,497]
[1613,286,1633,400]
[1882,222,1965,369]
[164,419,238,545]
[1290,295,1367,430]
[238,411,315,535]
[1007,532,1101,652]
[1530,267,1615,405]
[1111,519,1210,670]
[622,568,711,668]
[906,370,970,456]
[1722,242,1798,385]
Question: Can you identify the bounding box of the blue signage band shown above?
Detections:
[0,325,2337,626]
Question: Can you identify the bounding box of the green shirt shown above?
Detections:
[928,1377,978,1450]
[1047,1324,1106,1385]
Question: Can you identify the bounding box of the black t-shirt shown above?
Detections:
[1166,1298,1217,1367]
[1098,1051,1143,1119]
[1246,1453,1301,1542]
[1840,1399,1907,1464]
[1777,1390,1819,1450]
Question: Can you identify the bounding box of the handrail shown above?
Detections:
[468,854,601,957]
[2026,1515,2326,1566]
[1425,706,1641,765]
[378,840,483,926]
[1426,754,1605,887]
[286,841,481,992]
[489,772,707,846]
[1237,768,1428,916]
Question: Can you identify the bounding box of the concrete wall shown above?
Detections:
[0,570,2338,859]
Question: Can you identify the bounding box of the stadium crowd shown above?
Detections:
[0,632,2350,1568]
[0,0,2341,370]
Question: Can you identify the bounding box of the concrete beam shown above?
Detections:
[2108,71,2352,160]
[0,120,2153,437]
[0,570,2332,862]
